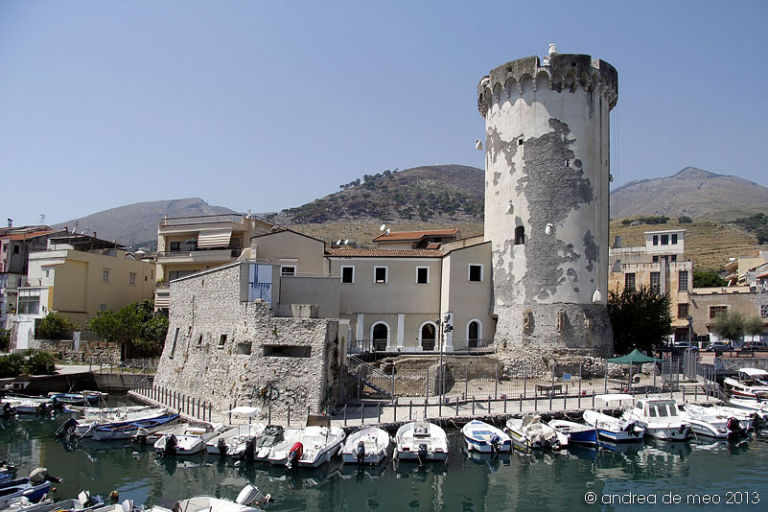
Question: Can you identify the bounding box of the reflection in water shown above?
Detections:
[3,414,768,511]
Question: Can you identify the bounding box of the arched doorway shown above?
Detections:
[420,323,437,351]
[467,320,481,348]
[371,322,389,352]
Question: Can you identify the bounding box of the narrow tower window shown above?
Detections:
[514,226,525,245]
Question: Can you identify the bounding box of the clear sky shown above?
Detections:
[2,0,767,226]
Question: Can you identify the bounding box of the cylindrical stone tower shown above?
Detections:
[477,51,617,356]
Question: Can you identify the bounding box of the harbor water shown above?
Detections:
[2,406,768,511]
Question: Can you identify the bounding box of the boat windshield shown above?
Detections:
[257,434,282,447]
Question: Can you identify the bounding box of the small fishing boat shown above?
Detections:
[727,397,768,423]
[48,391,107,407]
[154,423,223,456]
[267,429,306,466]
[206,406,265,457]
[461,420,512,453]
[582,394,646,442]
[9,490,104,512]
[0,468,61,509]
[250,425,292,462]
[295,421,345,468]
[723,368,768,401]
[146,484,271,512]
[701,404,757,431]
[91,413,181,441]
[547,419,598,446]
[0,461,16,484]
[621,397,691,441]
[504,415,562,450]
[680,404,747,439]
[341,426,392,465]
[2,396,54,415]
[56,407,169,439]
[394,421,449,462]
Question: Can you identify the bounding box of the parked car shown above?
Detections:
[742,341,768,351]
[706,342,733,352]
[672,342,699,350]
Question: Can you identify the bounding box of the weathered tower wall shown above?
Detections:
[478,53,617,356]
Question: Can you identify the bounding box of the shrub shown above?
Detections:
[23,350,57,375]
[36,312,75,340]
[0,352,24,377]
[0,329,9,352]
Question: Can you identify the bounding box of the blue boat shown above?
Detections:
[91,413,181,441]
[461,420,512,453]
[548,419,598,446]
[0,477,53,507]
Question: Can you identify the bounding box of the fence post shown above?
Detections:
[439,392,442,418]
[504,394,507,413]
[604,369,608,394]
[592,390,595,408]
[494,365,498,400]
[523,374,527,399]
[456,397,459,416]
[578,363,582,409]
[472,396,475,416]
[287,404,291,426]
[377,403,381,423]
[465,364,469,400]
[519,393,522,412]
[393,398,397,423]
[426,368,430,400]
[268,402,272,425]
[694,380,698,401]
[534,393,538,412]
[343,404,348,426]
[488,395,492,414]
[423,397,427,419]
[361,403,365,425]
[409,400,413,420]
[682,387,686,403]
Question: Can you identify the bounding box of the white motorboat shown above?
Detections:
[680,404,748,439]
[461,420,512,453]
[394,421,449,462]
[206,424,266,456]
[582,394,646,443]
[723,368,768,401]
[267,429,306,466]
[147,484,271,512]
[154,423,223,456]
[727,398,768,423]
[548,419,598,446]
[504,415,562,450]
[296,424,345,468]
[704,404,757,430]
[251,425,293,462]
[341,426,392,464]
[2,396,53,415]
[622,397,691,441]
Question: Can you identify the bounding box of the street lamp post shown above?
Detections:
[436,314,453,401]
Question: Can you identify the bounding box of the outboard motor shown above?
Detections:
[217,438,227,456]
[242,437,258,463]
[727,417,746,438]
[55,417,79,438]
[417,443,428,462]
[490,434,500,455]
[159,434,178,456]
[356,441,366,464]
[287,442,303,468]
[235,484,272,507]
[2,402,14,418]
[29,467,61,484]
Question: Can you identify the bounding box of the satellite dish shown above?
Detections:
[474,139,483,151]
[379,224,387,232]
[344,239,349,245]
[336,240,343,246]
[385,229,391,235]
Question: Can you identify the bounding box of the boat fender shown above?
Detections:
[288,442,303,466]
[490,434,500,453]
[356,441,366,463]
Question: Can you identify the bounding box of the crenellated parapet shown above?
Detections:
[477,54,618,117]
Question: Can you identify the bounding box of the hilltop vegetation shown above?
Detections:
[733,213,768,244]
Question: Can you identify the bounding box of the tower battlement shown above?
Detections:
[478,54,618,117]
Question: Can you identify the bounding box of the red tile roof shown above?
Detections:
[372,228,459,242]
[1,229,60,241]
[326,248,443,258]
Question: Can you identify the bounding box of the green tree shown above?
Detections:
[0,352,24,377]
[744,315,765,339]
[88,300,168,358]
[24,350,57,374]
[36,312,75,340]
[608,286,672,354]
[693,269,726,288]
[0,329,9,352]
[709,310,745,344]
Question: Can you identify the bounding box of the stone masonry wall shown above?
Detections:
[153,263,341,424]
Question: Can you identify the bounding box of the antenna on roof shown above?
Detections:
[344,239,349,245]
[379,224,387,232]
[39,213,45,225]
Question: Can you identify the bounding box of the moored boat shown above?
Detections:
[394,421,449,462]
[154,423,223,456]
[461,420,511,453]
[91,413,181,441]
[723,368,768,401]
[547,419,597,446]
[582,394,646,442]
[621,397,691,441]
[504,415,562,450]
[341,426,391,465]
[296,420,345,468]
[206,423,266,457]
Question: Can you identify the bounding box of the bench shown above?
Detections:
[535,384,562,397]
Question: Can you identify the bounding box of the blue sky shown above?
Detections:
[1,0,767,226]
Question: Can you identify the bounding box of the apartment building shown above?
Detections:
[609,229,693,341]
[154,213,273,310]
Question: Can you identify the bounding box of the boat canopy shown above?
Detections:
[739,368,768,377]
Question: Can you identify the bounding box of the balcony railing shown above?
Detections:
[160,214,246,227]
[157,248,241,258]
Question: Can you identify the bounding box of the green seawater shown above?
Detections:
[2,411,768,511]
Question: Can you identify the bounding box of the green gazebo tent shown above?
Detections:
[607,349,662,393]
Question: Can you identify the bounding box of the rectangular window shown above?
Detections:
[652,235,659,246]
[469,264,483,282]
[625,273,636,290]
[652,255,659,263]
[671,234,678,244]
[710,306,728,319]
[263,345,312,358]
[45,269,50,278]
[678,303,689,319]
[650,272,660,292]
[341,266,354,284]
[13,245,19,254]
[235,342,252,355]
[678,270,688,291]
[671,255,677,262]
[416,267,429,284]
[129,272,137,285]
[102,269,110,282]
[218,334,227,347]
[661,234,669,245]
[280,265,296,277]
[17,295,39,315]
[170,241,180,252]
[374,266,387,284]
[761,305,768,319]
